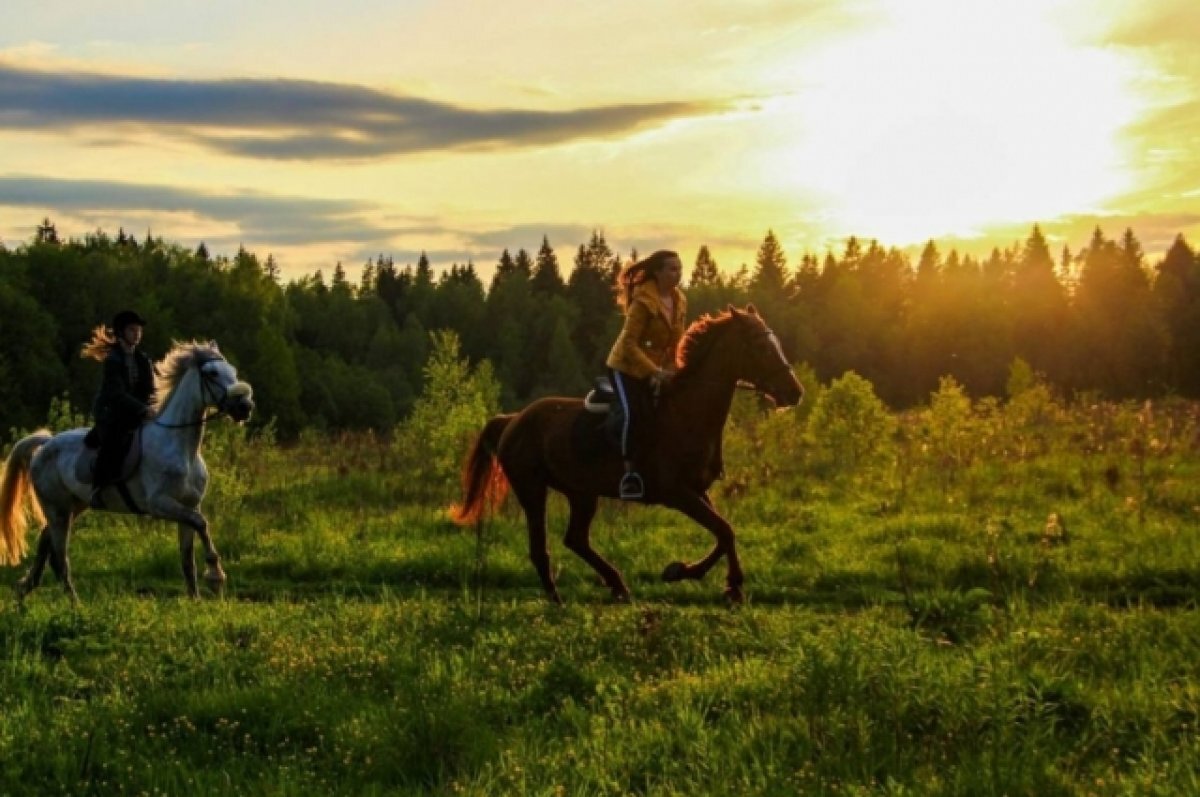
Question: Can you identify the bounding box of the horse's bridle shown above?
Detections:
[153,355,233,429]
[740,327,797,403]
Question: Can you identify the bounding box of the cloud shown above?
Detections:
[466,223,598,252]
[1100,1,1200,51]
[0,175,389,245]
[0,62,732,161]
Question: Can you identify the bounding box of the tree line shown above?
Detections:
[1,219,1197,437]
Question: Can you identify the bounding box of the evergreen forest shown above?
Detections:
[2,218,1198,436]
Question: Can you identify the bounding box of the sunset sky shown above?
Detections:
[1,0,1196,281]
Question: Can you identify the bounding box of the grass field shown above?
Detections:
[3,391,1200,796]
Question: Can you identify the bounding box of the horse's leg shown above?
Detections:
[563,492,630,601]
[14,527,52,601]
[661,491,744,603]
[147,497,224,591]
[661,492,723,582]
[512,477,560,604]
[178,523,198,599]
[44,511,79,604]
[192,514,226,587]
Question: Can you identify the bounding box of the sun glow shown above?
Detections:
[760,0,1146,243]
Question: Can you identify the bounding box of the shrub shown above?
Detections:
[805,371,895,480]
[393,330,500,500]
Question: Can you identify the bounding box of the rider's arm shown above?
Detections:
[611,299,664,379]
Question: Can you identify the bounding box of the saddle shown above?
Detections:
[76,427,144,487]
[583,376,616,414]
[575,376,643,462]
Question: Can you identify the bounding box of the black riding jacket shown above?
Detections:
[92,347,155,429]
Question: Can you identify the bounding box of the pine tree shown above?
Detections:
[692,245,720,288]
[513,248,534,277]
[492,249,517,292]
[359,260,376,295]
[331,262,351,295]
[35,218,59,245]
[539,311,586,396]
[486,262,536,401]
[1075,227,1164,395]
[408,252,436,327]
[532,235,564,296]
[1009,225,1068,383]
[1154,234,1200,394]
[916,240,940,284]
[567,230,617,370]
[751,230,789,297]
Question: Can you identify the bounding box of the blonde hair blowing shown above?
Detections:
[81,324,117,362]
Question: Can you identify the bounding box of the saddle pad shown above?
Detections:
[75,428,144,485]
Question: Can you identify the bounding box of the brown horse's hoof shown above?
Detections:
[661,561,689,582]
[611,588,632,603]
[724,585,744,605]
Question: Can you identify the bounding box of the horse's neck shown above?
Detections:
[154,368,206,455]
[667,347,739,440]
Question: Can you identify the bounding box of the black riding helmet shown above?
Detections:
[112,310,148,334]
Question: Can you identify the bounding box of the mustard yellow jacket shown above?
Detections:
[606,279,688,379]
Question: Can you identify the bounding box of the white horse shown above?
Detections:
[0,341,254,601]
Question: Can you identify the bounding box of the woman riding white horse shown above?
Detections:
[0,340,254,601]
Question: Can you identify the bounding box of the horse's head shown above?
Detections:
[196,344,255,422]
[728,305,804,408]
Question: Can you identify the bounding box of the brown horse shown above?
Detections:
[451,304,803,603]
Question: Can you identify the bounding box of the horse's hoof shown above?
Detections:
[661,561,689,582]
[203,568,227,584]
[724,586,744,605]
[611,588,632,603]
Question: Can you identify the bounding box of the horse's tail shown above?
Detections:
[0,431,51,566]
[449,414,514,526]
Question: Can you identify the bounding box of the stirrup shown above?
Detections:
[619,472,645,500]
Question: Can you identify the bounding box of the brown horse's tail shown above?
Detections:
[449,414,514,526]
[0,431,51,566]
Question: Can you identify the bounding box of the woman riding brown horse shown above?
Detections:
[451,304,803,604]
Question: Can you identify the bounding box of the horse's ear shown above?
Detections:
[209,340,220,353]
[745,303,759,316]
[726,303,739,316]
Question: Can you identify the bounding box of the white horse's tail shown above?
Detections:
[0,431,51,566]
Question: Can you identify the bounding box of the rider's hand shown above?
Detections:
[143,406,157,420]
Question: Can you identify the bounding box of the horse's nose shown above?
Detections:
[232,397,254,421]
[775,376,804,408]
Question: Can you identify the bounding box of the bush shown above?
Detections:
[393,330,500,501]
[805,371,895,480]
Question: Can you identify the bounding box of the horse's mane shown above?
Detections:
[676,310,737,374]
[152,341,221,413]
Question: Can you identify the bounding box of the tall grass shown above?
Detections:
[1,380,1198,795]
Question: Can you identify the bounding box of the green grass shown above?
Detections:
[2,419,1200,796]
